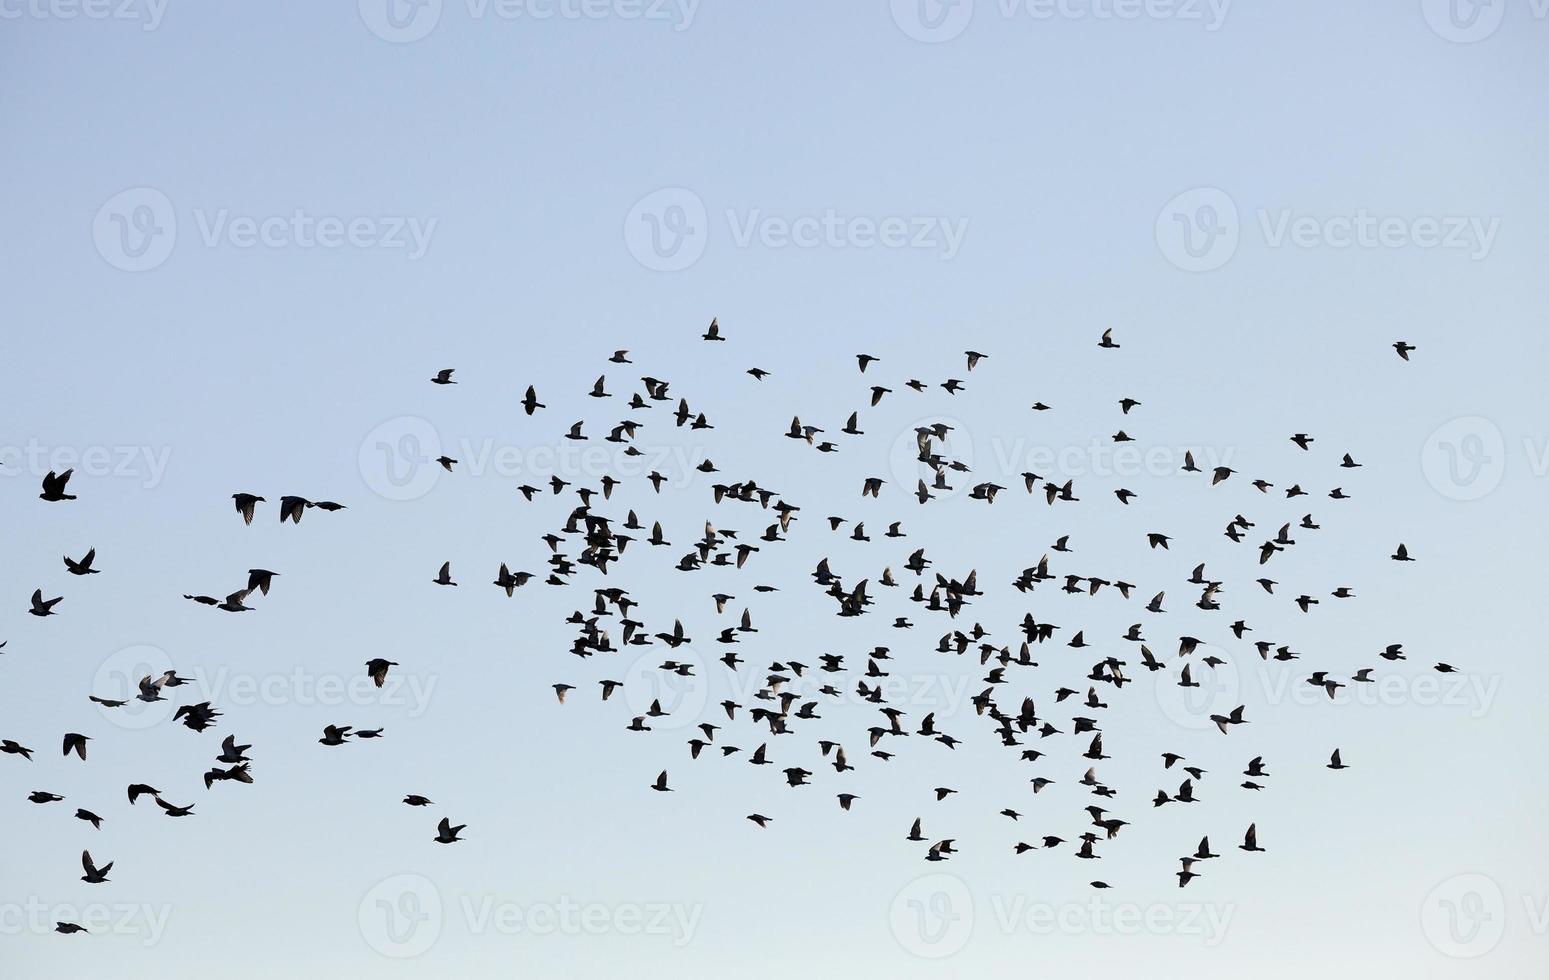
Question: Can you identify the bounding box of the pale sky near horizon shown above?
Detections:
[2,2,1547,978]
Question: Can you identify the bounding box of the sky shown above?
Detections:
[2,1,1547,977]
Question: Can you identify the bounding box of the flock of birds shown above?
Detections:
[6,321,1440,935]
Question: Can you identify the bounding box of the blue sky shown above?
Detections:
[2,2,1547,977]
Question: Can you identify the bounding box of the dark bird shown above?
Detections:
[2,740,35,760]
[64,548,100,575]
[28,590,62,617]
[523,386,545,415]
[62,733,89,760]
[232,493,264,524]
[40,469,76,501]
[1239,823,1265,852]
[127,784,160,804]
[80,850,113,884]
[365,659,397,688]
[318,725,353,746]
[247,568,278,596]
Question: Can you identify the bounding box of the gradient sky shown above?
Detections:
[2,2,1547,977]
